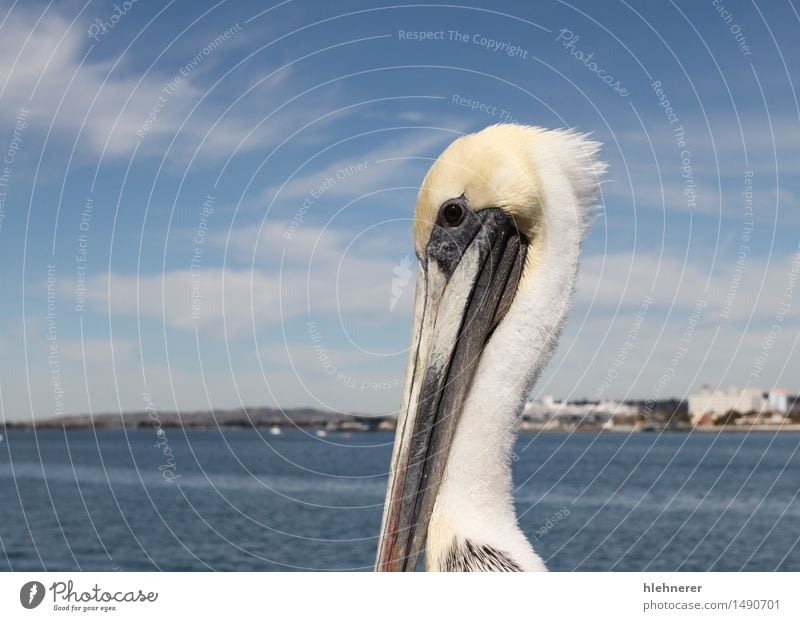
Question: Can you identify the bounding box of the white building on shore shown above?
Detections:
[768,388,789,415]
[522,396,638,429]
[688,387,765,419]
[688,386,790,423]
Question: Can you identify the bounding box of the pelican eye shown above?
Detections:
[439,200,466,228]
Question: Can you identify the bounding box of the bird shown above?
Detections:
[375,124,605,572]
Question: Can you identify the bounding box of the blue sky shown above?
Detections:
[1,0,799,420]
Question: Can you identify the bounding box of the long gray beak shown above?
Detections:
[375,208,528,571]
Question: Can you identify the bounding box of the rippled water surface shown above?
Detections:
[1,429,798,571]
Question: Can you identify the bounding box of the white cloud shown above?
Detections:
[543,248,800,399]
[85,224,417,337]
[0,7,336,160]
[263,127,464,202]
[542,302,800,403]
[577,249,800,324]
[58,338,134,363]
[601,119,800,223]
[0,8,189,156]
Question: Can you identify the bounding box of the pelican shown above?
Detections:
[375,124,605,571]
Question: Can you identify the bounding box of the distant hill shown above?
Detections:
[2,407,396,431]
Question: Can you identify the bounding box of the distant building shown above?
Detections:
[768,388,789,415]
[688,386,791,423]
[522,396,638,429]
[688,386,765,422]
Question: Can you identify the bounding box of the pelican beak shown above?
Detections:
[376,208,528,571]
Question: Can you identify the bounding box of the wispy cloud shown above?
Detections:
[85,222,417,337]
[263,126,466,202]
[577,249,800,324]
[0,7,340,160]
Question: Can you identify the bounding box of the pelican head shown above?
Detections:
[376,124,605,571]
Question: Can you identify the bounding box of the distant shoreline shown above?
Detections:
[3,405,800,434]
[0,406,393,433]
[3,422,800,433]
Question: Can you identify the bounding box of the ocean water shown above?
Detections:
[0,429,798,571]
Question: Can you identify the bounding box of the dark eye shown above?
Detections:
[440,200,466,228]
